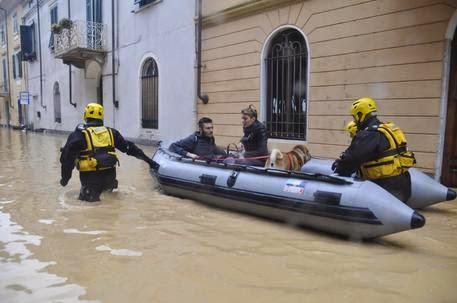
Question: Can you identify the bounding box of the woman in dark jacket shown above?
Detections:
[238,105,269,166]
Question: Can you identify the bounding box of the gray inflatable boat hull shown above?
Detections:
[301,158,456,209]
[151,149,425,239]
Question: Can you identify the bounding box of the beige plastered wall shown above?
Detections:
[200,0,457,173]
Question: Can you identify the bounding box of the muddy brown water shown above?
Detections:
[0,128,456,303]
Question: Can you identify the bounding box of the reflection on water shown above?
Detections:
[0,128,457,303]
[0,208,97,303]
[63,229,107,235]
[95,245,142,257]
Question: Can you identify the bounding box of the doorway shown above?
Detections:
[442,27,457,187]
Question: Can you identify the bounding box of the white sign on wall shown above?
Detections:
[19,91,31,105]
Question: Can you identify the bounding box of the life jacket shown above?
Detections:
[76,126,118,172]
[360,122,416,180]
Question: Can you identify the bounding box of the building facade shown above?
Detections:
[9,0,196,142]
[0,0,28,128]
[200,0,457,186]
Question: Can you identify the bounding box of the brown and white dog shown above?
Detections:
[265,145,312,171]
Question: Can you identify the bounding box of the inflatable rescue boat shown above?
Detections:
[301,158,457,209]
[150,148,425,239]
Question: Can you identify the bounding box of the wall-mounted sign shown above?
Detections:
[19,91,30,105]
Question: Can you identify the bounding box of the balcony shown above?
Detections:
[54,20,107,69]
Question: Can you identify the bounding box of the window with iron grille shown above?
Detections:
[12,52,22,79]
[135,0,157,8]
[0,25,5,45]
[49,5,58,51]
[53,82,61,123]
[12,13,18,34]
[265,29,308,140]
[141,58,158,129]
[2,58,7,92]
[50,5,58,25]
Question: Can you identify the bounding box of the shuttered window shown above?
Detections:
[20,24,37,61]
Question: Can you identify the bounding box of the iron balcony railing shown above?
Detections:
[54,20,107,56]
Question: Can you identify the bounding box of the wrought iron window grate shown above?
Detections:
[265,29,308,140]
[134,0,157,7]
[141,58,159,129]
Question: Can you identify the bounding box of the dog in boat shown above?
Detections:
[265,145,312,171]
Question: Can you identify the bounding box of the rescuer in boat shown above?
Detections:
[332,97,416,202]
[345,120,358,139]
[59,103,156,202]
[169,117,227,159]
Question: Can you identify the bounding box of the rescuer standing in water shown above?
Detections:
[60,103,156,202]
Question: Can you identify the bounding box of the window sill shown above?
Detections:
[131,0,162,14]
[267,138,308,146]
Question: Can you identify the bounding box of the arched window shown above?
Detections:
[53,82,61,123]
[141,58,158,129]
[265,28,308,140]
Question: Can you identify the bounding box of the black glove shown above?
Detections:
[60,178,69,187]
[146,158,159,170]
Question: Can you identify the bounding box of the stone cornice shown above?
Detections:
[203,0,304,27]
[21,0,49,21]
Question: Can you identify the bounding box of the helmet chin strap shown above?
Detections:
[357,113,377,129]
[355,112,363,125]
[85,118,103,126]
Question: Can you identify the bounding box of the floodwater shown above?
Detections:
[0,128,456,303]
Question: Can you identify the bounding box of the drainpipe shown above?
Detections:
[0,6,13,114]
[67,0,76,107]
[196,0,208,104]
[111,0,118,108]
[36,0,45,109]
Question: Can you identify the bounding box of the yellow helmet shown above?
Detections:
[350,97,377,124]
[84,103,104,120]
[345,120,358,138]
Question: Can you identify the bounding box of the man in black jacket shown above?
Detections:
[169,117,226,159]
[333,97,415,202]
[60,103,156,202]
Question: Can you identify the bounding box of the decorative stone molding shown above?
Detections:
[203,0,303,27]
